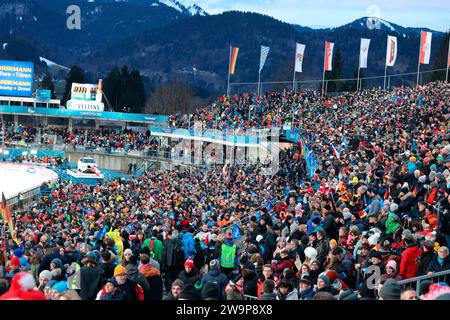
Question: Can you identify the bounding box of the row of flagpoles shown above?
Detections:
[226,31,450,97]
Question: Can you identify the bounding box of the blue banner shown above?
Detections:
[0,60,34,97]
[36,89,51,102]
[0,105,169,125]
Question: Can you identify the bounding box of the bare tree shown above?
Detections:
[145,80,199,115]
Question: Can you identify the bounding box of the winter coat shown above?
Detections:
[117,278,144,301]
[243,270,258,297]
[225,283,244,300]
[201,268,228,299]
[315,239,329,266]
[298,287,315,300]
[182,233,197,260]
[416,251,436,276]
[278,288,298,300]
[323,214,337,239]
[259,292,278,300]
[80,265,105,300]
[139,263,163,300]
[142,237,163,264]
[125,264,150,292]
[162,237,184,271]
[272,257,295,277]
[426,256,450,274]
[399,245,423,279]
[177,269,201,287]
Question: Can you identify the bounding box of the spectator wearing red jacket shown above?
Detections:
[271,249,294,278]
[399,237,423,279]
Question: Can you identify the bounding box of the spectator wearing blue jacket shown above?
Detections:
[182,226,196,260]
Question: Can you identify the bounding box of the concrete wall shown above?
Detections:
[65,151,143,172]
[64,151,201,172]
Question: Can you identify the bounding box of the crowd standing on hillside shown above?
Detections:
[0,81,450,300]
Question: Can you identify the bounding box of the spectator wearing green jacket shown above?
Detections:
[143,230,163,264]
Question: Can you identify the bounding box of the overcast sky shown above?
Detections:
[188,0,449,31]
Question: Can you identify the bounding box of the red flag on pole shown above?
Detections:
[324,41,334,71]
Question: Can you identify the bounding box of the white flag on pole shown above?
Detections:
[359,38,371,68]
[324,41,334,71]
[295,43,306,72]
[419,31,432,65]
[386,35,397,67]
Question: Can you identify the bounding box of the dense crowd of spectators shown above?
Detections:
[0,81,450,301]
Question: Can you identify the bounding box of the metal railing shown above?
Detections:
[397,269,450,296]
[243,294,258,300]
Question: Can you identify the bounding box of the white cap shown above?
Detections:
[256,235,264,243]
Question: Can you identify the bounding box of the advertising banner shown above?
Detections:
[0,60,34,97]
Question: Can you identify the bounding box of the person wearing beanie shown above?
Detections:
[50,281,68,300]
[164,279,184,300]
[380,260,403,284]
[8,256,21,277]
[113,264,144,300]
[200,259,228,299]
[177,258,201,287]
[399,236,423,279]
[123,248,133,264]
[315,274,338,295]
[97,277,125,300]
[378,279,401,300]
[38,270,53,291]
